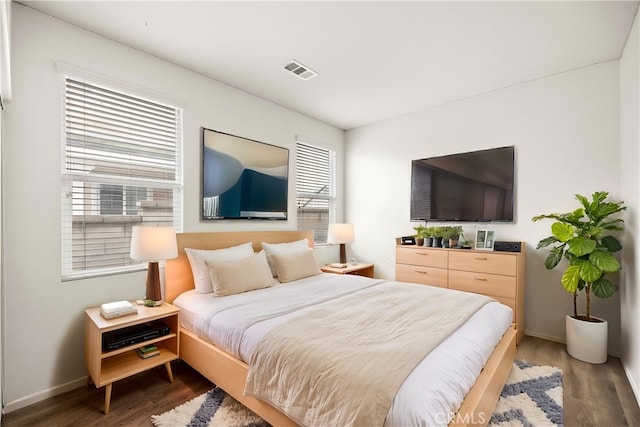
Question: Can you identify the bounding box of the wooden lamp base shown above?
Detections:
[145,261,162,302]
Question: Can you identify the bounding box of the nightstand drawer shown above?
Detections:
[448,270,516,299]
[396,247,448,268]
[449,251,517,276]
[396,264,448,288]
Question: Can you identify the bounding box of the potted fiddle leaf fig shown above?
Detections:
[532,191,625,364]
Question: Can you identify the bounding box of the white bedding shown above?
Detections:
[174,273,513,426]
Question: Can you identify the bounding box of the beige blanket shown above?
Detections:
[244,281,493,427]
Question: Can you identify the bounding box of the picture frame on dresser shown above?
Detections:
[485,230,496,250]
[475,229,495,251]
[475,229,486,250]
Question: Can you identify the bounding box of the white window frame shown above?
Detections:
[295,139,336,245]
[61,73,183,281]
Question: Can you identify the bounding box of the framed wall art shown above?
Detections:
[201,127,289,220]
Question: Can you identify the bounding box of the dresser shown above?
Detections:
[396,244,525,343]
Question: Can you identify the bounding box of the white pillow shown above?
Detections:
[205,251,276,296]
[185,242,254,294]
[271,249,322,283]
[262,239,310,277]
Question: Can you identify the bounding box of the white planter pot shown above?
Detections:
[565,314,608,364]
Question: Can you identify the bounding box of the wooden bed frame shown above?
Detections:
[165,231,516,427]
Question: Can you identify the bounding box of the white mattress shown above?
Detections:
[174,273,513,426]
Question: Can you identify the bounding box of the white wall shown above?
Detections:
[620,9,640,402]
[2,5,343,411]
[346,61,623,355]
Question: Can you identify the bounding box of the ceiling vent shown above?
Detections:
[283,60,318,81]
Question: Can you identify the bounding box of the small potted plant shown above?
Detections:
[532,191,625,364]
[430,226,444,247]
[445,225,463,248]
[413,224,427,246]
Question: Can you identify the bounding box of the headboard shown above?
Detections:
[164,230,314,303]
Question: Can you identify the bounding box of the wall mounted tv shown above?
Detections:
[201,128,289,220]
[410,146,515,222]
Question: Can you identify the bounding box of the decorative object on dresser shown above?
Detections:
[327,223,355,265]
[85,302,180,414]
[130,226,178,302]
[395,243,526,343]
[532,191,625,364]
[475,229,496,250]
[443,225,463,248]
[320,262,374,278]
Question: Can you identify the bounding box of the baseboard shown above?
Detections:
[523,330,565,345]
[2,376,87,414]
[622,361,640,407]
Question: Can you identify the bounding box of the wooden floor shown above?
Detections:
[2,335,640,426]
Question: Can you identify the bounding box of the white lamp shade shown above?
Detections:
[328,223,355,244]
[130,226,178,261]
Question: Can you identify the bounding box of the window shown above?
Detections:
[62,76,182,280]
[296,141,336,244]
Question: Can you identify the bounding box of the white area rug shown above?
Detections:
[489,359,563,426]
[152,360,563,427]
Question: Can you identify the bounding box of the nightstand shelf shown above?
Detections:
[84,302,180,414]
[320,263,374,278]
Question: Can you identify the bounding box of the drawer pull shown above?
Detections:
[473,277,488,281]
[417,253,429,256]
[474,257,488,261]
[416,270,428,274]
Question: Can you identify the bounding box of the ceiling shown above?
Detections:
[21,1,639,130]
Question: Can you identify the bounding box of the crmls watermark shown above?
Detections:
[434,411,487,425]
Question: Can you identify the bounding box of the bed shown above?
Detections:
[165,231,517,427]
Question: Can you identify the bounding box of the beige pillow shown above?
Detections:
[271,249,322,283]
[185,242,254,294]
[262,239,310,277]
[205,251,276,296]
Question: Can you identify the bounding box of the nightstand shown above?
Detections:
[320,263,374,278]
[84,302,179,414]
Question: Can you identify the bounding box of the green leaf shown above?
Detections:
[579,261,602,283]
[565,208,585,225]
[536,236,559,249]
[567,236,597,256]
[544,247,564,269]
[601,235,622,253]
[592,277,618,298]
[589,250,620,273]
[561,265,581,293]
[532,213,563,222]
[575,193,590,210]
[551,222,575,242]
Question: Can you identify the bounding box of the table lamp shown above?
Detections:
[130,226,178,303]
[328,223,355,265]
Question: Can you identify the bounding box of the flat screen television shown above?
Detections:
[201,128,289,220]
[410,146,515,222]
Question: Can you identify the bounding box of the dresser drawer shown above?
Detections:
[396,247,448,268]
[449,251,516,276]
[396,264,448,288]
[448,270,516,299]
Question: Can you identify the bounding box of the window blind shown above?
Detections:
[296,141,335,244]
[62,77,183,280]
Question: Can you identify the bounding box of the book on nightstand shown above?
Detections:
[136,345,160,359]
